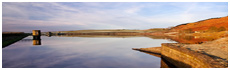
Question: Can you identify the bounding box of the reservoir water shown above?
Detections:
[2,36,176,68]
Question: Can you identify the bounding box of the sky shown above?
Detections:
[2,2,228,32]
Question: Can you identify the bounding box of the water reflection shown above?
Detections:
[33,40,41,45]
[133,49,176,68]
[3,36,176,68]
[53,34,216,44]
[19,39,33,42]
[33,34,42,45]
[3,33,215,68]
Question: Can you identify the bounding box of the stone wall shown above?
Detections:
[161,43,225,68]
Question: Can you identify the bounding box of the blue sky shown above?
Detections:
[2,2,228,32]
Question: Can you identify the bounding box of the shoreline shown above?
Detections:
[3,28,228,68]
[132,37,228,68]
[2,33,30,48]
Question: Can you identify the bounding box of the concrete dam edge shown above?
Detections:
[161,43,226,68]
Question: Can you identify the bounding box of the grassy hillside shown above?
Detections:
[171,16,228,32]
[2,32,29,48]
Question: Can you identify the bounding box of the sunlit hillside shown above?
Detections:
[171,16,228,32]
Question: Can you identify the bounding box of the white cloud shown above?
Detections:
[2,2,228,32]
[124,6,143,14]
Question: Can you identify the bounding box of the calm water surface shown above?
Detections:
[2,36,175,68]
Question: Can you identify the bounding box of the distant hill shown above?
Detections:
[170,16,228,32]
[52,29,146,33]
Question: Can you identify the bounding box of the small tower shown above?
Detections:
[32,30,41,40]
[32,30,41,36]
[32,30,41,45]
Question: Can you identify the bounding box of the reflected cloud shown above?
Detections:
[3,36,174,68]
[132,49,177,68]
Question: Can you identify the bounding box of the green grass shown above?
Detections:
[2,34,29,48]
